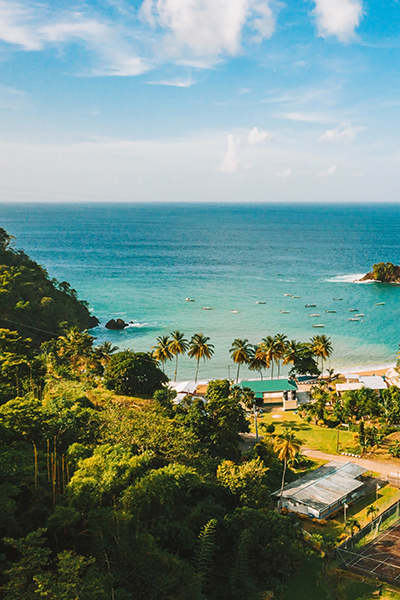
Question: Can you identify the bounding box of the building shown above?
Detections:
[273,461,368,519]
[239,379,298,410]
[336,375,387,393]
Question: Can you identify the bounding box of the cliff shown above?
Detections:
[359,262,400,283]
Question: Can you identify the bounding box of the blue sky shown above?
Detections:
[0,0,399,203]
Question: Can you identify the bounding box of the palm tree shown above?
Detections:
[229,338,252,383]
[274,428,302,508]
[95,340,119,368]
[169,331,189,382]
[282,339,300,372]
[311,335,333,378]
[366,504,379,522]
[261,336,279,379]
[274,333,288,379]
[345,517,361,537]
[152,335,173,372]
[248,344,265,380]
[188,333,214,382]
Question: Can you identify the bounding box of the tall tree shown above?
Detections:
[152,335,173,372]
[274,333,288,379]
[248,345,265,380]
[311,334,333,378]
[188,334,214,382]
[273,428,302,508]
[260,336,279,379]
[282,340,300,371]
[229,338,252,383]
[168,331,189,382]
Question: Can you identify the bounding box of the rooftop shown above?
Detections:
[239,379,298,395]
[274,461,368,512]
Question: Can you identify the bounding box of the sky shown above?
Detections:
[0,0,400,203]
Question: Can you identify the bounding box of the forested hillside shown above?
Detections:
[0,231,302,599]
[0,228,98,345]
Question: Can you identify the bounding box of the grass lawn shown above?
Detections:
[283,555,400,600]
[256,410,358,454]
[282,555,335,600]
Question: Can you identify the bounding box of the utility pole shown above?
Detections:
[337,427,340,454]
[253,402,259,443]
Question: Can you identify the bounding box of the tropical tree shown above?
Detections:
[248,344,265,380]
[274,333,288,379]
[345,517,361,536]
[274,428,302,507]
[152,335,173,372]
[229,338,252,383]
[311,335,333,378]
[366,504,379,522]
[95,341,119,367]
[260,336,279,379]
[188,333,214,382]
[169,331,189,382]
[282,340,299,371]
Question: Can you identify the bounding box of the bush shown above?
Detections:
[104,350,168,396]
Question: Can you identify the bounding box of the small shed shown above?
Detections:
[273,461,368,519]
[239,379,298,410]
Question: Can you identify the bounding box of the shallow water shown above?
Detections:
[1,203,399,379]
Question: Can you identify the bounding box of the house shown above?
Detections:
[239,379,298,410]
[273,461,368,519]
[336,375,387,394]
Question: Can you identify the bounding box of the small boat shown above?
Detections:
[354,313,364,317]
[231,310,238,313]
[333,298,342,300]
[292,295,300,298]
[280,310,290,314]
[348,318,360,321]
[375,302,385,306]
[348,308,358,312]
[256,301,266,304]
[313,324,325,328]
[325,310,336,313]
[284,294,292,297]
[186,297,195,302]
[309,314,320,317]
[202,307,212,310]
[305,303,317,307]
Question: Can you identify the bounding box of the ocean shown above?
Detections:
[1,203,399,380]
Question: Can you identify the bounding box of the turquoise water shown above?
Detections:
[1,203,399,380]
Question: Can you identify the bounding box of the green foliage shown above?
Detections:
[104,350,168,396]
[288,342,320,377]
[216,458,271,507]
[372,261,400,282]
[0,228,97,345]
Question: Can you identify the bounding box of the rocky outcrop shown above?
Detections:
[87,315,100,328]
[105,318,128,330]
[359,262,400,283]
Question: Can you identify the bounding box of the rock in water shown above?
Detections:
[105,318,128,330]
[87,315,100,328]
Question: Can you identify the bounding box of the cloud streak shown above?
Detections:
[319,122,365,142]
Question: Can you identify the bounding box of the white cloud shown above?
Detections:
[280,111,328,123]
[218,134,239,173]
[140,0,275,57]
[146,77,195,87]
[319,122,365,142]
[247,126,269,145]
[312,0,363,43]
[318,165,337,176]
[276,168,292,178]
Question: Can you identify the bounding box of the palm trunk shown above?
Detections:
[321,357,324,378]
[278,360,280,379]
[236,363,240,383]
[195,358,200,383]
[259,369,263,380]
[279,457,287,509]
[174,355,178,382]
[271,361,274,380]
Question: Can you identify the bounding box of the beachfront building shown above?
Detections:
[239,379,298,410]
[169,380,210,403]
[273,461,368,519]
[336,375,387,394]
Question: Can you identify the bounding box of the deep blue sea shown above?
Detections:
[1,203,399,380]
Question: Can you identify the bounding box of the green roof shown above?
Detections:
[240,379,298,394]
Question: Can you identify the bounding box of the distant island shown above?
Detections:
[359,261,400,283]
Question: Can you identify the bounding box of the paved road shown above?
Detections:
[239,433,399,478]
[302,448,398,478]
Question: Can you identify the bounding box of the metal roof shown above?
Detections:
[240,379,298,393]
[274,461,368,512]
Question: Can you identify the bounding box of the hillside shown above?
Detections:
[0,228,98,344]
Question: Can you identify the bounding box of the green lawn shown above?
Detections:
[283,555,400,600]
[256,410,359,454]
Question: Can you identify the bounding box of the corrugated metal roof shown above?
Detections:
[240,379,298,393]
[274,461,368,512]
